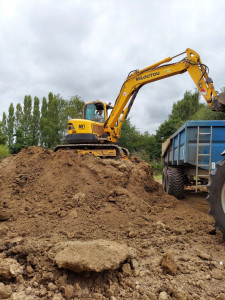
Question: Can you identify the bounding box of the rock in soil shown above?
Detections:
[53,239,133,272]
[0,258,23,279]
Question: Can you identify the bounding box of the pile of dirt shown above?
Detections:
[0,146,225,300]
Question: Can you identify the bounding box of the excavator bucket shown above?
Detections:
[218,92,225,105]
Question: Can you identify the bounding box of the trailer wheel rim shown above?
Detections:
[222,183,225,214]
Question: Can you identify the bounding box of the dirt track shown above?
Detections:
[0,147,225,300]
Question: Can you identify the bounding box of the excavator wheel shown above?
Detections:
[165,167,184,199]
[207,158,225,241]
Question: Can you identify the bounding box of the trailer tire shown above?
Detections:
[166,167,184,199]
[162,168,167,191]
[165,168,174,195]
[207,158,225,241]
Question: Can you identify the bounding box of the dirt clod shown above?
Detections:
[160,251,178,275]
[197,249,211,260]
[0,257,23,279]
[0,282,12,299]
[53,239,132,272]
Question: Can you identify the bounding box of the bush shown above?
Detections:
[0,144,10,161]
[132,149,151,164]
[150,160,163,171]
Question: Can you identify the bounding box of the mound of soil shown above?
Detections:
[0,146,225,300]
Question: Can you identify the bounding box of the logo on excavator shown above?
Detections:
[164,68,172,74]
[136,72,160,81]
[79,124,85,129]
[200,88,207,96]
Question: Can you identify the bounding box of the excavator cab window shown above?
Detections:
[84,103,95,120]
[84,103,105,123]
[106,107,118,127]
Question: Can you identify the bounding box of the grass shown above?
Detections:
[153,174,162,181]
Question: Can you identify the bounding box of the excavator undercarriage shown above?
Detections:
[54,144,129,159]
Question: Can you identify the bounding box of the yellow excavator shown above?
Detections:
[54,48,225,158]
[54,48,225,240]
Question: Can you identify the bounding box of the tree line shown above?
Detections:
[0,92,84,154]
[0,89,225,162]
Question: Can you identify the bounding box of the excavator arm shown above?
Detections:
[104,48,225,143]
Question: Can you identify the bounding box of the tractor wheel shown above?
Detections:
[207,158,225,241]
[166,167,184,199]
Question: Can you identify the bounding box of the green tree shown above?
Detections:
[9,103,26,153]
[2,92,85,152]
[7,103,15,149]
[11,128,26,154]
[40,97,48,147]
[192,104,225,120]
[46,92,61,148]
[23,95,33,146]
[140,132,158,161]
[156,118,183,141]
[0,121,7,145]
[40,93,61,148]
[31,97,40,145]
[15,103,23,130]
[66,95,84,119]
[0,144,9,160]
[118,119,141,153]
[132,131,158,163]
[119,119,157,162]
[1,113,7,142]
[169,90,201,121]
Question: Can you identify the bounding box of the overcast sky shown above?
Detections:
[1,0,225,134]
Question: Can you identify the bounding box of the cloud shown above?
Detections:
[0,0,225,134]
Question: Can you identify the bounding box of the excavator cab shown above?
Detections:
[83,101,114,123]
[84,101,106,123]
[63,101,108,145]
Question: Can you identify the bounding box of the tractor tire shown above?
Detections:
[162,168,167,191]
[207,158,225,241]
[166,167,184,199]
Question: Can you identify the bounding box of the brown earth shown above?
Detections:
[0,146,225,300]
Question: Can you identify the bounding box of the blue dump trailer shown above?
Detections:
[161,120,225,199]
